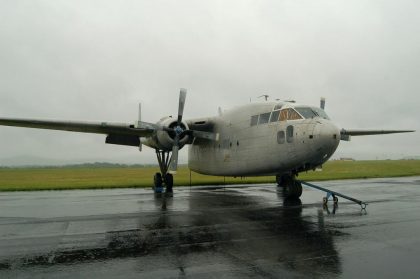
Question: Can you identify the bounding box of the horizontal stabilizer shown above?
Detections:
[340,129,415,141]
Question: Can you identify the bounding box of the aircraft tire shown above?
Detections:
[154,173,163,192]
[286,180,302,199]
[294,181,302,198]
[276,174,282,186]
[276,174,289,187]
[165,173,174,193]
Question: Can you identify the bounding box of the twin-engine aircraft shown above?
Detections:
[0,89,414,199]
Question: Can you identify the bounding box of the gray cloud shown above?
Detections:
[0,0,419,165]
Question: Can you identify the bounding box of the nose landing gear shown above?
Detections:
[276,174,302,199]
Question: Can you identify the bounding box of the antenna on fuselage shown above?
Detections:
[320,97,326,110]
[258,94,269,101]
[218,107,223,116]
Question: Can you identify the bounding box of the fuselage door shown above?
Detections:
[286,125,294,143]
[286,125,298,162]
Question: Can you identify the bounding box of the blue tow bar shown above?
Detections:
[299,180,368,210]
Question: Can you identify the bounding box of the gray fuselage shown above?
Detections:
[188,102,340,177]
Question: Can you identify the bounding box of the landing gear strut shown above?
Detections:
[276,173,302,199]
[154,150,174,193]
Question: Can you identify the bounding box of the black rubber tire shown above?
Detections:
[276,174,282,186]
[277,174,290,188]
[294,181,302,198]
[154,173,163,188]
[286,180,302,199]
[165,173,174,193]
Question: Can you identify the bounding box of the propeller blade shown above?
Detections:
[177,88,187,124]
[169,144,179,173]
[169,88,187,173]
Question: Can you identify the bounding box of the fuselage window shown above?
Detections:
[286,125,294,143]
[279,109,288,121]
[270,110,280,122]
[258,112,271,124]
[288,109,303,120]
[277,131,285,144]
[250,115,259,126]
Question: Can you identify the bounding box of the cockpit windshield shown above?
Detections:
[295,107,330,120]
[295,107,317,119]
[312,107,330,119]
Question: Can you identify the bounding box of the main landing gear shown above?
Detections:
[276,174,302,199]
[154,150,174,194]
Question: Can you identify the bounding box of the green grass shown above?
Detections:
[0,160,419,191]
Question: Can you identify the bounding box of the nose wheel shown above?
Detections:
[276,174,302,199]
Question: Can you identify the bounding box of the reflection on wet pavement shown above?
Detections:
[1,177,420,278]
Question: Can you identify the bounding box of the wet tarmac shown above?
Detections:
[1,177,420,278]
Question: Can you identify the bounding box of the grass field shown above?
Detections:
[0,160,419,191]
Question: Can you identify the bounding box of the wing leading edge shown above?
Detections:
[340,129,415,141]
[0,117,155,137]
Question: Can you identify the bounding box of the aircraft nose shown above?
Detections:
[314,121,341,160]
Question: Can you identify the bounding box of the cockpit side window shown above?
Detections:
[279,109,302,121]
[258,112,271,124]
[270,110,280,122]
[250,115,259,126]
[279,109,288,121]
[288,109,303,120]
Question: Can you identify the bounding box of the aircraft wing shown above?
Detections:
[0,117,155,137]
[340,129,415,141]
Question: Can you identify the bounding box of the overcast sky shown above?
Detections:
[0,0,419,166]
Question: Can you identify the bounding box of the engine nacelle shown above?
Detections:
[141,116,190,151]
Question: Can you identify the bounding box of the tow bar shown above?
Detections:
[299,180,368,210]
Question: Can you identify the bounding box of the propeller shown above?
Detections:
[169,88,187,173]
